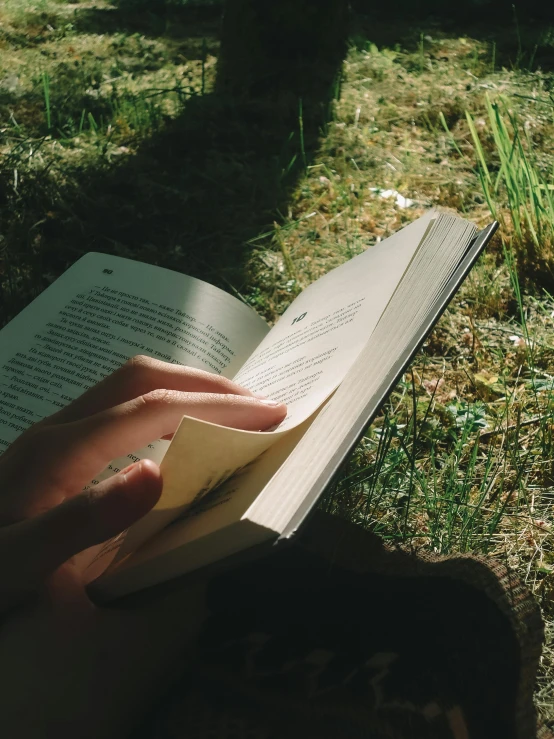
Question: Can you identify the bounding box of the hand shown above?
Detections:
[0,356,286,737]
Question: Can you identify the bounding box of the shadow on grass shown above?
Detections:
[1,1,348,320]
[3,0,554,322]
[351,0,554,72]
[39,92,326,293]
[71,0,223,58]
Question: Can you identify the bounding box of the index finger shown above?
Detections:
[7,390,285,515]
[47,355,257,424]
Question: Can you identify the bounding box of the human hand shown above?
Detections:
[0,356,286,737]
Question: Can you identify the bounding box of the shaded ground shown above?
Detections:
[0,0,348,319]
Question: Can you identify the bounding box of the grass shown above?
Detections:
[2,0,554,726]
[465,95,554,290]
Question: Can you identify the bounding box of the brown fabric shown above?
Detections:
[134,512,551,739]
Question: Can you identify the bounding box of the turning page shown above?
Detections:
[233,211,436,430]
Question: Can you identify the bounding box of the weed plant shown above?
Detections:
[465,97,554,290]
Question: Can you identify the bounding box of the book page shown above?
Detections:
[233,211,435,430]
[0,253,269,476]
[92,415,284,577]
[247,215,477,533]
[92,414,315,597]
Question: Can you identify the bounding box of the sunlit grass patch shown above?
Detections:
[465,96,554,290]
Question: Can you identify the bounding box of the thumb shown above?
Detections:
[0,460,162,611]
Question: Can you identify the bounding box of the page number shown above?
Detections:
[103,269,113,275]
[291,312,307,325]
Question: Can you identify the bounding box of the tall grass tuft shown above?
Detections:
[466,96,554,290]
[42,71,52,131]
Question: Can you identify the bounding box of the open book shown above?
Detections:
[0,211,496,598]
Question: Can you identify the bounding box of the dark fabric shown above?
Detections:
[137,513,551,739]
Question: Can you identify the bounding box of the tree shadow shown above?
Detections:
[45,0,552,292]
[4,0,554,322]
[8,1,347,321]
[71,0,223,59]
[352,0,554,72]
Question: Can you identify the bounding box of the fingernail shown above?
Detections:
[121,461,141,481]
[258,398,281,406]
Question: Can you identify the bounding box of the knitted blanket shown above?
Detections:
[135,512,551,739]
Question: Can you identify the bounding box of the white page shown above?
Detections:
[234,211,435,430]
[245,215,476,532]
[0,253,269,475]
